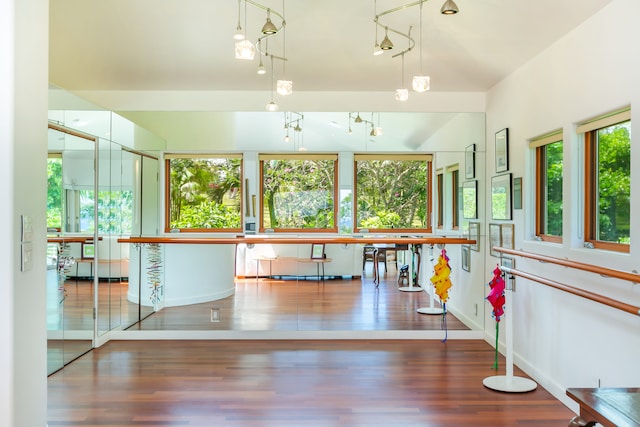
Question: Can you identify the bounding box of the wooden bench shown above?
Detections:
[567,387,640,427]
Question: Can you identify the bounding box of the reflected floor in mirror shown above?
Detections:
[134,265,467,331]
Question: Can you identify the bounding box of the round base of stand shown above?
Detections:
[482,375,538,393]
[417,307,444,315]
[399,286,423,292]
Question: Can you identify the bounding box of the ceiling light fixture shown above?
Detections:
[412,0,430,92]
[441,0,459,15]
[395,44,410,101]
[266,57,278,111]
[380,27,394,50]
[233,0,245,40]
[349,112,378,137]
[261,9,278,34]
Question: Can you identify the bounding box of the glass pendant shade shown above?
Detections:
[266,101,278,112]
[395,88,409,101]
[412,75,431,92]
[235,40,255,60]
[276,80,293,95]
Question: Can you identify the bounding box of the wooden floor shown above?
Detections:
[47,264,576,425]
[134,265,467,331]
[47,339,575,426]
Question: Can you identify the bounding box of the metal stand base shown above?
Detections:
[398,286,423,292]
[416,307,444,315]
[482,375,538,393]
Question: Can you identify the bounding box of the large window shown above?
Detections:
[260,154,337,232]
[532,130,563,242]
[580,108,631,252]
[166,154,242,232]
[354,154,432,233]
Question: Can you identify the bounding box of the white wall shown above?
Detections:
[1,1,49,427]
[485,0,640,410]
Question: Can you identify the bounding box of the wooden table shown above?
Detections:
[566,387,640,427]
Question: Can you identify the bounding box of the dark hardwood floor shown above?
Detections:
[47,264,576,426]
[47,339,575,426]
[134,265,467,331]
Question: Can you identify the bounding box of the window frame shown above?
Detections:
[531,130,563,243]
[164,153,244,233]
[451,167,459,230]
[353,153,433,234]
[436,170,444,229]
[579,108,631,253]
[259,153,338,233]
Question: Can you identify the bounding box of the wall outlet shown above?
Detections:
[210,308,221,322]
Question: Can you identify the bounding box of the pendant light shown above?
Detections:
[412,1,430,92]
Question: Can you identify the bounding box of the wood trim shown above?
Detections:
[118,236,475,246]
[500,266,640,317]
[494,246,640,284]
[584,131,630,254]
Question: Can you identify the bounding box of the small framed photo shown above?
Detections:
[82,242,95,259]
[501,257,515,269]
[495,128,509,173]
[513,177,522,210]
[310,243,325,259]
[491,173,513,220]
[465,144,476,179]
[468,222,480,252]
[462,180,477,219]
[489,223,501,257]
[501,223,514,249]
[461,245,470,272]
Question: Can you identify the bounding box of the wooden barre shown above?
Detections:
[500,266,640,317]
[494,246,640,284]
[118,236,475,245]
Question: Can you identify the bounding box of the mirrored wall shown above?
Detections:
[46,106,164,374]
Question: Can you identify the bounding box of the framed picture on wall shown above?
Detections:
[500,223,514,250]
[495,128,509,173]
[468,222,480,252]
[461,245,470,272]
[462,180,477,219]
[489,223,501,257]
[491,173,513,220]
[513,177,523,210]
[465,144,476,179]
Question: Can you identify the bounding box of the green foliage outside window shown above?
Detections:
[47,158,63,229]
[596,122,630,244]
[543,141,563,236]
[169,157,241,230]
[262,159,335,229]
[356,159,428,230]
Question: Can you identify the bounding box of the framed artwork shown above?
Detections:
[461,245,470,272]
[310,243,325,259]
[489,223,501,257]
[465,144,476,179]
[491,173,512,220]
[82,242,95,259]
[462,180,477,219]
[501,257,515,270]
[495,128,509,173]
[500,223,514,249]
[468,222,480,252]
[513,177,522,210]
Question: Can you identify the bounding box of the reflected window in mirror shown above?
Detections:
[165,154,243,232]
[354,154,432,233]
[259,153,337,232]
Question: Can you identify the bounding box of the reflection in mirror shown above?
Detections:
[47,125,96,374]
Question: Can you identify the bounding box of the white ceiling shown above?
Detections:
[49,0,613,149]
